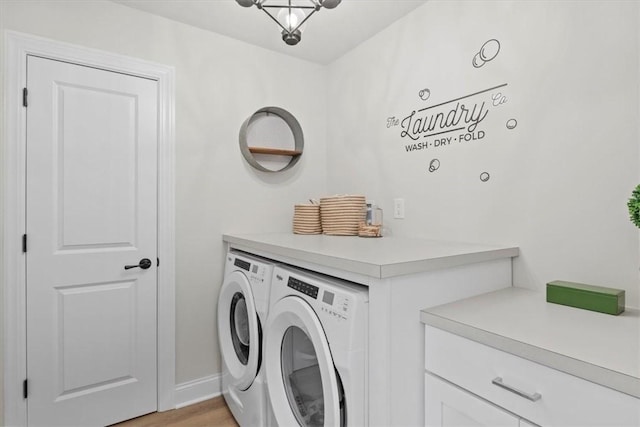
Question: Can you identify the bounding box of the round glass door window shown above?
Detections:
[230,292,250,365]
[280,326,345,427]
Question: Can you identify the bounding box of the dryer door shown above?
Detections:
[266,296,344,427]
[218,270,261,391]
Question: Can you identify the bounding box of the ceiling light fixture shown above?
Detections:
[235,0,342,46]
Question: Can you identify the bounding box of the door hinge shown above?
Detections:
[22,88,28,107]
[22,234,27,253]
[23,379,28,399]
[157,257,160,267]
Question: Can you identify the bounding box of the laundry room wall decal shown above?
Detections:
[472,39,501,68]
[380,35,521,185]
[388,82,508,153]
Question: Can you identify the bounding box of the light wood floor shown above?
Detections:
[112,396,239,427]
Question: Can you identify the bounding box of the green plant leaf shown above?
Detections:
[628,184,640,228]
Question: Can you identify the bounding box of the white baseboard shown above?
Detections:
[174,373,223,409]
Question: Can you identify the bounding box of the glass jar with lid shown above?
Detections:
[360,201,383,237]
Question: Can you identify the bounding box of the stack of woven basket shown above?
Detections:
[292,204,322,234]
[319,195,366,236]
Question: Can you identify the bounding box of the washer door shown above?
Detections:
[266,296,344,427]
[218,270,261,391]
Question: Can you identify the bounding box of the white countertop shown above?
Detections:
[421,287,640,399]
[223,233,519,279]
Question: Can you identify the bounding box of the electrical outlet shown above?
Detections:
[393,198,405,219]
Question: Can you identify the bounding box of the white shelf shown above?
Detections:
[223,232,519,279]
[421,287,640,399]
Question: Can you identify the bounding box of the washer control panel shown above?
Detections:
[287,277,319,299]
[233,257,251,271]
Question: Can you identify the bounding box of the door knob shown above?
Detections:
[124,258,152,270]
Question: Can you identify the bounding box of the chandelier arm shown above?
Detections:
[260,7,291,34]
[261,5,316,9]
[290,8,316,34]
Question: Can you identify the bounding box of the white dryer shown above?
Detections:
[265,265,369,427]
[218,250,275,426]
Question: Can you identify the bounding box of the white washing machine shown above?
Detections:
[218,250,275,426]
[265,265,369,427]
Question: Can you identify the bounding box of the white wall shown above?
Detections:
[0,0,328,407]
[2,0,639,421]
[327,0,640,308]
[0,0,5,419]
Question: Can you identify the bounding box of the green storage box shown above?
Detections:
[546,280,625,315]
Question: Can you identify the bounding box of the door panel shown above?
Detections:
[57,280,136,394]
[56,83,137,249]
[26,55,158,426]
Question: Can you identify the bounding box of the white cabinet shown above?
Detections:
[425,373,519,427]
[425,373,542,427]
[424,325,640,427]
[225,233,518,426]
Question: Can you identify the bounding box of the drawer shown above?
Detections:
[425,372,520,426]
[425,325,640,427]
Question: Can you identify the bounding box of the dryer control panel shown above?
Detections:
[233,256,268,285]
[285,276,352,321]
[320,290,351,321]
[287,277,319,299]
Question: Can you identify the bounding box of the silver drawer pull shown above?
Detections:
[492,377,541,402]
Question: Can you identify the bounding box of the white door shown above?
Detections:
[218,270,261,390]
[25,55,159,426]
[425,373,519,427]
[265,296,344,427]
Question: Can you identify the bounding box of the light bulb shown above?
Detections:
[277,7,306,33]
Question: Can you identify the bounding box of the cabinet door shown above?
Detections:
[426,373,519,427]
